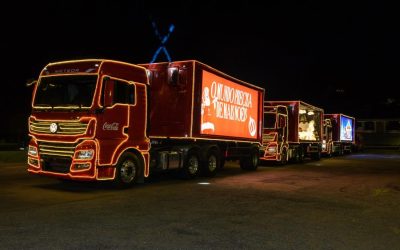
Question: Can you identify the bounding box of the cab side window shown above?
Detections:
[113,80,135,105]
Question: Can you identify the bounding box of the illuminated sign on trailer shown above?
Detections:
[340,115,353,141]
[200,70,259,139]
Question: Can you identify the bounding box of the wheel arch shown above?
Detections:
[115,147,147,182]
[199,144,220,162]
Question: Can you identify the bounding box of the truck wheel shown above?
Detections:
[240,148,259,171]
[201,149,219,177]
[181,150,200,179]
[114,152,140,188]
[312,150,321,160]
[296,148,304,163]
[339,146,344,156]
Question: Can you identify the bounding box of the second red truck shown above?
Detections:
[260,101,324,164]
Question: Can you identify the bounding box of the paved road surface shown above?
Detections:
[0,151,399,249]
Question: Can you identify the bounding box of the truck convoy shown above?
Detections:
[260,101,324,164]
[27,59,264,187]
[322,114,355,156]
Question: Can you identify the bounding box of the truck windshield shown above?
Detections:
[264,113,277,129]
[34,75,97,109]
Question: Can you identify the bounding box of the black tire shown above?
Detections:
[113,152,140,188]
[181,150,200,179]
[339,146,344,156]
[240,148,259,171]
[201,148,219,177]
[311,150,321,160]
[297,147,304,163]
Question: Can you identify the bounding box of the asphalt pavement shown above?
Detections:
[0,150,399,249]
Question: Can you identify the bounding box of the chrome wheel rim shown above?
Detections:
[120,159,136,183]
[208,155,217,172]
[187,155,199,175]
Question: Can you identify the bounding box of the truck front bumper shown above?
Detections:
[27,140,101,181]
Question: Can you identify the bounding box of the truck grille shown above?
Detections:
[30,120,88,135]
[38,141,77,158]
[262,133,276,144]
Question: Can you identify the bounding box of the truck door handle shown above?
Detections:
[124,128,129,133]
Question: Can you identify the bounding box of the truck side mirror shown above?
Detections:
[103,78,114,107]
[26,79,37,87]
[168,67,179,85]
[146,69,153,85]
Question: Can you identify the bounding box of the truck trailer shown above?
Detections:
[260,101,323,164]
[322,114,355,156]
[27,59,264,187]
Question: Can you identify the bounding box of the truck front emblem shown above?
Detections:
[49,123,58,133]
[248,116,256,137]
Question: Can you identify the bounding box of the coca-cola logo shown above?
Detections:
[103,122,119,131]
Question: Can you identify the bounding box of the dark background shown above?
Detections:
[0,1,398,145]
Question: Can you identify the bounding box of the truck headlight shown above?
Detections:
[267,147,277,153]
[28,146,38,156]
[322,140,327,149]
[76,150,94,160]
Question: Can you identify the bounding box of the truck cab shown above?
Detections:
[28,60,150,186]
[322,118,333,156]
[261,101,323,164]
[324,114,355,155]
[262,105,289,164]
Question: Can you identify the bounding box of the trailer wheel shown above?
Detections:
[296,147,304,163]
[201,149,219,177]
[114,152,140,188]
[311,150,321,160]
[181,150,200,179]
[339,146,344,156]
[240,148,259,171]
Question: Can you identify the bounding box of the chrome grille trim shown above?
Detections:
[30,120,88,135]
[38,141,77,158]
[262,134,276,144]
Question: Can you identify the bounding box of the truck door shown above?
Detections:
[278,114,287,143]
[98,77,134,165]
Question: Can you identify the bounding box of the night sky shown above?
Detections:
[0,1,398,142]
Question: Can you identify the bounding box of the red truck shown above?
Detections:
[322,114,355,156]
[260,101,324,164]
[27,59,264,187]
